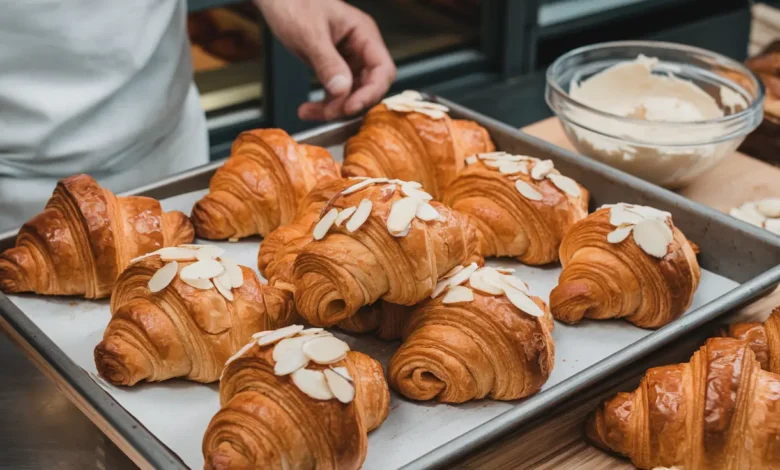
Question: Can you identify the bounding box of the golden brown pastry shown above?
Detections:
[342,91,495,200]
[288,177,481,327]
[550,203,700,328]
[0,174,193,299]
[94,245,294,386]
[587,337,780,470]
[442,152,588,265]
[723,305,780,373]
[191,129,340,240]
[202,326,390,470]
[389,265,554,403]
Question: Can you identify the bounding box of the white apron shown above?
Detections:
[0,0,209,233]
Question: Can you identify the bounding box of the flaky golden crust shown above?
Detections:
[550,208,700,329]
[0,174,193,299]
[388,292,554,403]
[202,348,389,470]
[289,179,481,327]
[587,337,780,470]
[724,306,780,373]
[342,104,494,199]
[94,257,294,386]
[191,129,340,240]
[442,159,588,265]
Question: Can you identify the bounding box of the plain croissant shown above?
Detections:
[191,128,340,240]
[290,178,482,327]
[588,337,780,470]
[94,251,294,385]
[0,174,193,299]
[342,101,495,199]
[202,338,390,470]
[442,153,588,264]
[389,268,554,403]
[550,204,700,328]
[723,305,780,373]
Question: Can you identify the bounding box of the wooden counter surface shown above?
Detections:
[454,117,780,470]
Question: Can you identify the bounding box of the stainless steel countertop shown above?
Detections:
[0,332,136,470]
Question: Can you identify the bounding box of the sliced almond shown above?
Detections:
[446,262,479,288]
[469,268,504,295]
[500,274,529,294]
[299,328,325,335]
[416,203,440,222]
[182,277,213,290]
[329,366,352,382]
[625,204,671,222]
[495,268,515,274]
[272,336,310,376]
[334,206,357,226]
[291,368,334,400]
[257,325,305,346]
[346,199,372,233]
[180,259,225,281]
[483,160,502,169]
[130,252,155,264]
[224,339,257,367]
[632,218,673,258]
[324,368,356,403]
[499,161,529,175]
[442,285,474,304]
[443,265,464,279]
[302,336,350,365]
[609,204,644,226]
[548,173,581,197]
[757,199,780,218]
[156,247,198,262]
[401,182,433,201]
[401,181,422,190]
[380,184,397,197]
[148,261,178,293]
[765,218,780,235]
[504,287,545,317]
[514,180,543,201]
[219,257,244,289]
[531,160,555,180]
[607,225,633,244]
[465,155,478,165]
[431,279,450,298]
[196,245,225,261]
[313,208,339,240]
[477,151,511,160]
[252,330,271,339]
[730,204,766,227]
[387,197,420,235]
[342,178,376,195]
[213,272,234,301]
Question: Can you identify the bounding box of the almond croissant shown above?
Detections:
[389,266,554,403]
[588,337,780,470]
[290,177,482,327]
[202,329,390,470]
[95,247,294,385]
[723,305,780,373]
[191,128,340,240]
[550,204,700,328]
[0,174,193,299]
[442,152,588,265]
[342,92,495,200]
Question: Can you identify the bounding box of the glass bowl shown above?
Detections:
[545,41,765,188]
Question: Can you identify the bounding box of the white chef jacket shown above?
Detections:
[0,0,209,233]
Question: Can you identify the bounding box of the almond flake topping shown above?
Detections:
[148,261,178,293]
[605,203,674,257]
[334,206,357,226]
[382,90,449,119]
[346,199,372,232]
[514,180,543,201]
[473,152,581,200]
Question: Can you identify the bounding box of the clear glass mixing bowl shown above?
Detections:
[546,41,765,188]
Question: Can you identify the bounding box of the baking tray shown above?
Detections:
[1,97,779,470]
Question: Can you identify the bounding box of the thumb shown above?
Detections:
[304,42,353,96]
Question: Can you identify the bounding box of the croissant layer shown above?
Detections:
[724,306,780,373]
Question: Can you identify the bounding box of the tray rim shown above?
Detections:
[0,96,778,470]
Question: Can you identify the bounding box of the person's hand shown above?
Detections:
[256,0,396,121]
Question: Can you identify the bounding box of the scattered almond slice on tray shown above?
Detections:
[729,198,780,235]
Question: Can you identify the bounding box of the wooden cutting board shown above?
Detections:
[454,117,780,470]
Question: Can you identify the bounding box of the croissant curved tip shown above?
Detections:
[0,250,32,294]
[94,339,143,386]
[549,280,600,325]
[204,442,251,470]
[191,197,237,240]
[585,406,609,450]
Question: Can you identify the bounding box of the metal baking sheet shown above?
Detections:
[1,97,779,470]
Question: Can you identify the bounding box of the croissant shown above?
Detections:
[290,177,482,327]
[389,265,554,403]
[723,305,780,373]
[587,337,780,470]
[202,326,390,470]
[342,91,495,200]
[442,152,588,264]
[550,203,700,328]
[0,174,193,299]
[94,245,294,385]
[191,128,340,240]
[258,179,414,339]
